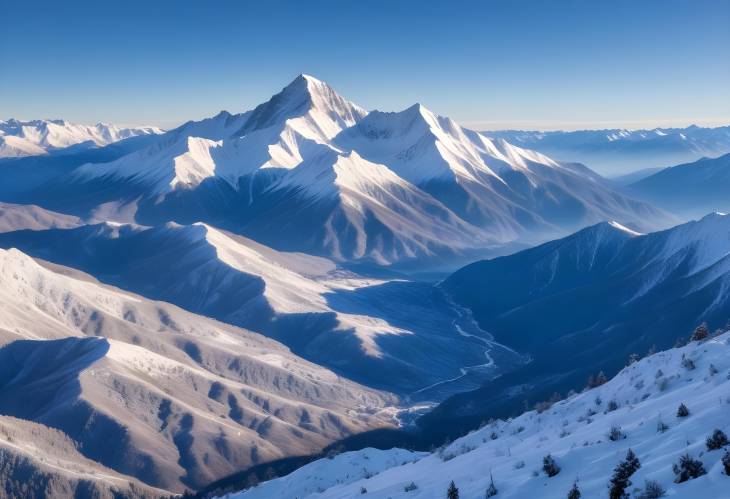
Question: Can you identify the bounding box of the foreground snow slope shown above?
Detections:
[0,415,166,498]
[0,248,395,492]
[226,332,730,498]
[0,118,161,158]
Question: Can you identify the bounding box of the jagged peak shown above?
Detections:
[235,74,366,137]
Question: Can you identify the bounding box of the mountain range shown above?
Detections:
[628,152,730,219]
[0,119,161,158]
[486,125,730,175]
[6,75,672,270]
[1,75,729,498]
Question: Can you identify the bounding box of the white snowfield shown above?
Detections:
[0,247,396,492]
[0,118,161,157]
[226,332,730,498]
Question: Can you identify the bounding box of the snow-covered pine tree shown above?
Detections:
[567,480,581,499]
[447,480,459,499]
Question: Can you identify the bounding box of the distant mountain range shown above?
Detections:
[0,118,161,158]
[5,75,672,270]
[485,125,730,175]
[628,152,730,219]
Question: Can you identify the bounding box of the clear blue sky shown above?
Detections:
[2,0,728,130]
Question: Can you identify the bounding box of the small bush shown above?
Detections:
[656,377,668,391]
[690,323,709,342]
[609,449,641,499]
[513,460,525,470]
[676,403,690,417]
[638,479,665,499]
[486,474,498,497]
[706,429,729,450]
[722,450,730,475]
[673,454,706,483]
[656,419,669,433]
[606,400,619,412]
[709,363,719,376]
[404,482,418,492]
[608,425,626,441]
[360,486,367,494]
[681,357,696,370]
[543,454,561,477]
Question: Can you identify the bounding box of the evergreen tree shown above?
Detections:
[567,480,581,499]
[608,449,641,499]
[447,480,459,499]
[676,403,689,417]
[690,322,709,341]
[673,454,706,483]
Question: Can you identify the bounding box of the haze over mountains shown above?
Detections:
[0,74,728,498]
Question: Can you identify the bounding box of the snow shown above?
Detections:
[224,332,730,499]
[0,118,161,157]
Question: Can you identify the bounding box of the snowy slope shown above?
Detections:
[0,222,523,398]
[422,213,730,431]
[0,118,161,158]
[223,332,730,499]
[0,248,395,492]
[0,201,82,232]
[336,103,672,242]
[0,415,166,498]
[486,125,730,175]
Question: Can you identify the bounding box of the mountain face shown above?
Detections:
[0,248,395,492]
[218,332,730,499]
[426,212,730,432]
[629,153,730,219]
[485,125,730,175]
[0,222,524,399]
[0,119,161,158]
[0,201,82,232]
[11,75,672,269]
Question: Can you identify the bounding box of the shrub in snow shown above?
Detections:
[722,450,730,475]
[709,363,719,376]
[360,486,367,494]
[608,425,626,441]
[513,460,525,470]
[485,473,498,497]
[656,377,668,391]
[567,481,581,499]
[542,454,561,477]
[447,480,459,499]
[608,449,641,499]
[672,454,706,483]
[638,479,666,499]
[656,419,669,433]
[404,481,418,492]
[706,429,729,450]
[676,403,690,417]
[681,357,696,370]
[690,322,709,342]
[587,372,608,389]
[489,431,498,440]
[606,400,619,412]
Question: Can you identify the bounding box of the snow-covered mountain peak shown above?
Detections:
[655,212,730,274]
[235,74,367,139]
